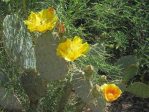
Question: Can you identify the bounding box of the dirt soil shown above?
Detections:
[105,92,149,112]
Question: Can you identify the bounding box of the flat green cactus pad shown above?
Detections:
[35,33,68,81]
[72,69,94,102]
[3,14,36,69]
[20,69,47,102]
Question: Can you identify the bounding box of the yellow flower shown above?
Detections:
[100,84,122,102]
[56,36,90,61]
[24,7,58,32]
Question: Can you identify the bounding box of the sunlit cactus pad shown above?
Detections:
[35,32,68,81]
[3,14,36,69]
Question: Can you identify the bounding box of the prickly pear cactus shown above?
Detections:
[96,96,106,112]
[3,14,36,69]
[72,67,106,112]
[35,32,68,81]
[115,55,137,69]
[115,55,138,83]
[72,69,94,102]
[20,69,47,103]
[0,70,22,111]
[0,87,23,111]
[126,82,149,98]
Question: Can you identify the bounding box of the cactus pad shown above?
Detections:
[3,14,36,69]
[35,32,68,81]
[72,69,94,102]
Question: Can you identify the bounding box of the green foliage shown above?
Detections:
[126,82,149,98]
[2,0,10,2]
[0,71,8,85]
[90,0,149,62]
[52,0,91,37]
[0,49,28,111]
[38,81,65,112]
[77,44,121,80]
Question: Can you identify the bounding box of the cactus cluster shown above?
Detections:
[2,14,122,111]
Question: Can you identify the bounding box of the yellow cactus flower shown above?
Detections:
[56,36,90,61]
[24,7,58,32]
[100,84,122,102]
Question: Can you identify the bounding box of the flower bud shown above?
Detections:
[92,84,101,98]
[84,65,94,75]
[84,65,94,80]
[56,22,65,34]
[100,75,107,81]
[98,75,108,84]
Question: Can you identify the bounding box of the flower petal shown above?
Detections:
[57,36,90,61]
[100,84,122,102]
[24,7,58,32]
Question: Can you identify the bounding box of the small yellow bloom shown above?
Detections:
[24,7,58,32]
[56,36,90,61]
[100,84,122,102]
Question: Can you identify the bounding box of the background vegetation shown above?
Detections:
[0,0,149,112]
